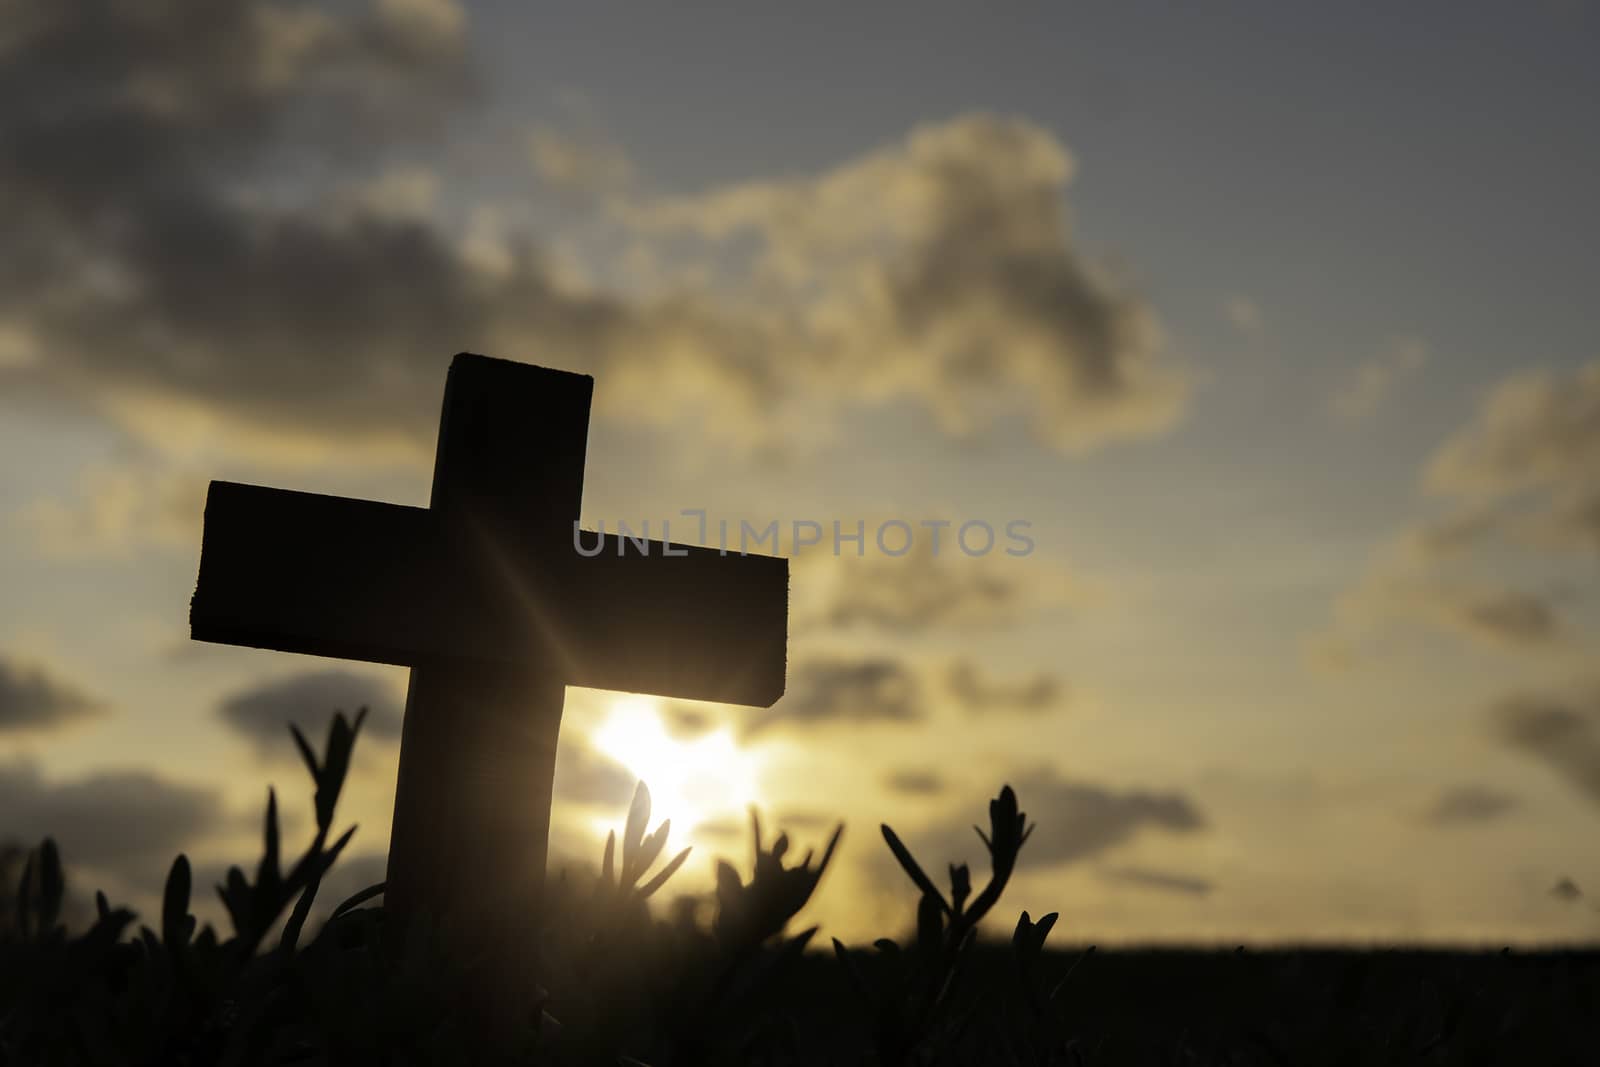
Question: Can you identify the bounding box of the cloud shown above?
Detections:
[1100,866,1213,897]
[750,657,924,735]
[1398,507,1505,562]
[797,543,1068,636]
[552,736,637,807]
[1417,585,1564,650]
[1525,488,1600,557]
[1426,362,1600,498]
[0,0,757,461]
[0,0,492,460]
[0,760,223,875]
[634,115,1184,452]
[1318,548,1569,666]
[3,3,1180,471]
[1550,877,1583,902]
[945,661,1063,714]
[1423,785,1518,826]
[884,769,947,796]
[1493,685,1600,806]
[890,769,1206,876]
[1321,361,1599,664]
[528,125,635,197]
[1330,338,1427,420]
[0,655,103,733]
[217,669,403,756]
[1009,771,1206,868]
[658,701,724,739]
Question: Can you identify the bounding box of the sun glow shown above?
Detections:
[589,697,761,839]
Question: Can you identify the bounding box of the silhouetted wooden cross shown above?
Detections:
[189,353,787,990]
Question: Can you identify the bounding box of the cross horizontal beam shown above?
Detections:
[191,481,787,706]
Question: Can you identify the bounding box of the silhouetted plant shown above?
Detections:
[834,784,1034,1066]
[3,713,1593,1066]
[0,709,375,1065]
[530,791,842,1066]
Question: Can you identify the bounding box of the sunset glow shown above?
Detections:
[589,698,761,839]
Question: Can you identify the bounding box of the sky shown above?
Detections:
[2,0,1598,945]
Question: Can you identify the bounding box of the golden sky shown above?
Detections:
[2,0,1598,945]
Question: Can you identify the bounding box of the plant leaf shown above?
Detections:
[163,854,192,950]
[259,788,281,888]
[881,824,949,914]
[329,882,386,921]
[637,847,691,899]
[16,852,34,940]
[622,782,651,881]
[290,723,319,783]
[37,839,63,932]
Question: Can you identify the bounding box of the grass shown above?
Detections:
[2,709,1594,1065]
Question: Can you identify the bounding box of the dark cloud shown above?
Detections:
[218,669,403,755]
[660,701,718,738]
[1550,877,1583,902]
[885,769,1206,878]
[800,546,1041,635]
[1326,567,1573,668]
[750,657,923,735]
[0,655,103,733]
[0,0,681,453]
[2,2,1181,464]
[1328,363,1599,664]
[1009,771,1206,868]
[1100,866,1213,897]
[0,761,223,877]
[1423,785,1518,826]
[1446,589,1562,648]
[1494,687,1600,806]
[884,769,947,796]
[946,661,1062,714]
[0,0,470,369]
[0,0,467,220]
[551,737,636,807]
[1357,583,1569,652]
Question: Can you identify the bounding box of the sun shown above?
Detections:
[588,697,761,837]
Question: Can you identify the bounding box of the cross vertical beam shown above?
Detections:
[385,358,592,994]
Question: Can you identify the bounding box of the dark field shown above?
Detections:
[757,944,1599,1065]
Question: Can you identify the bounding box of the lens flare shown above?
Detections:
[589,697,760,839]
